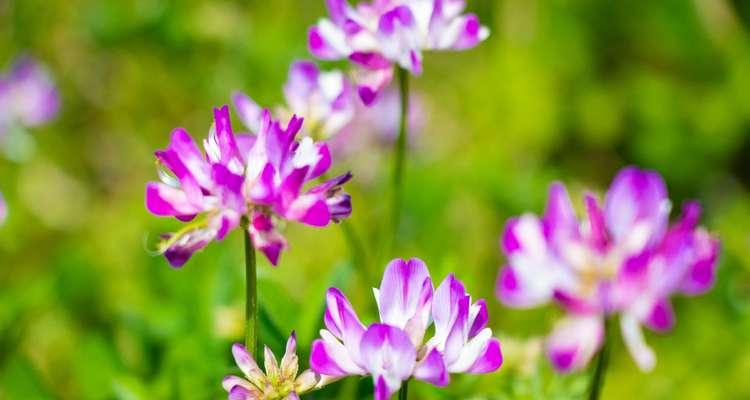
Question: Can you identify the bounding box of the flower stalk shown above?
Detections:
[392,66,409,241]
[398,380,409,400]
[588,318,612,400]
[242,217,258,357]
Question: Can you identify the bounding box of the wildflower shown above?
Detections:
[233,60,355,140]
[223,332,324,399]
[0,56,59,135]
[308,0,490,104]
[146,106,351,267]
[496,166,720,372]
[311,258,502,399]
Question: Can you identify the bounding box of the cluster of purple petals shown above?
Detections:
[145,105,352,267]
[310,258,502,399]
[495,166,720,372]
[233,60,356,141]
[308,0,489,105]
[0,56,59,137]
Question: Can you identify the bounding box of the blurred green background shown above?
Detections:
[2,0,750,398]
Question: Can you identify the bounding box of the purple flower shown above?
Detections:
[0,56,59,136]
[308,0,490,104]
[223,332,324,399]
[146,105,352,267]
[233,60,355,140]
[311,258,502,399]
[496,166,720,372]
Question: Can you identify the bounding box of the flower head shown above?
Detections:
[223,332,324,400]
[233,60,355,140]
[311,257,502,399]
[496,166,720,372]
[0,56,59,135]
[146,106,352,267]
[308,0,489,104]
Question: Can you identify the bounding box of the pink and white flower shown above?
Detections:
[233,60,355,140]
[308,0,489,105]
[496,166,720,372]
[311,258,502,399]
[146,105,352,267]
[223,332,324,399]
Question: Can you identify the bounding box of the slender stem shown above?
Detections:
[340,220,372,282]
[588,317,612,400]
[398,380,409,400]
[242,220,258,356]
[391,66,410,243]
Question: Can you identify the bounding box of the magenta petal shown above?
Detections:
[324,288,366,342]
[543,182,578,241]
[467,337,503,373]
[546,316,604,373]
[604,166,668,243]
[377,258,433,333]
[681,230,719,295]
[468,299,488,338]
[349,52,392,70]
[145,182,202,217]
[360,324,416,385]
[310,339,349,377]
[644,298,675,333]
[414,348,448,386]
[295,197,331,227]
[228,385,253,400]
[374,375,391,400]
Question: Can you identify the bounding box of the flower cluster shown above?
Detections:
[310,258,502,399]
[224,332,324,399]
[0,56,59,138]
[309,0,490,104]
[496,166,720,372]
[146,105,351,267]
[234,60,355,140]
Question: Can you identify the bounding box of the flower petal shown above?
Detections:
[620,313,656,371]
[375,258,433,345]
[413,348,448,386]
[546,316,604,373]
[604,166,669,246]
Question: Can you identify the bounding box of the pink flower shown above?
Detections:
[146,106,351,267]
[233,60,355,140]
[496,166,720,372]
[308,0,489,105]
[311,258,502,399]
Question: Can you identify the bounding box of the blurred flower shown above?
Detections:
[233,60,355,140]
[330,86,425,157]
[496,166,720,372]
[0,189,6,226]
[146,106,352,267]
[223,332,325,399]
[308,0,489,104]
[0,56,60,160]
[310,258,502,399]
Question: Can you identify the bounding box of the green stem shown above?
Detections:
[340,220,372,282]
[242,222,258,356]
[398,380,409,400]
[588,317,612,400]
[391,66,409,243]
